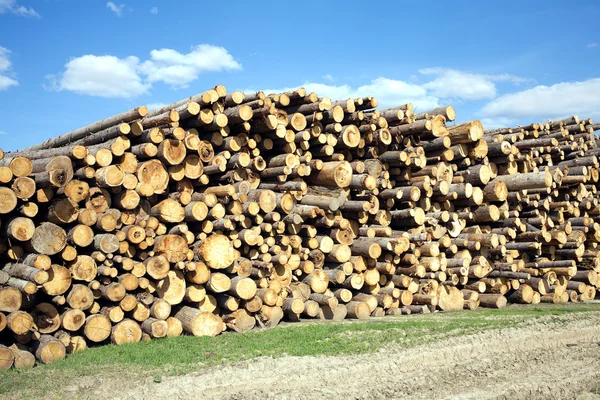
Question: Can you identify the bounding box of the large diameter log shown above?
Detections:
[84,314,112,342]
[0,287,22,312]
[196,234,236,269]
[156,270,186,305]
[67,224,95,248]
[154,235,189,263]
[42,265,72,296]
[258,305,284,328]
[157,139,187,166]
[33,335,66,364]
[0,156,33,177]
[30,222,67,255]
[174,306,224,337]
[6,217,35,242]
[67,284,94,310]
[69,256,97,282]
[111,319,143,345]
[61,309,86,331]
[137,160,169,194]
[437,286,464,311]
[7,311,34,335]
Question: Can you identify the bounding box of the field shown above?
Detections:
[2,303,600,400]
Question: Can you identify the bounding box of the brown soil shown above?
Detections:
[113,312,600,400]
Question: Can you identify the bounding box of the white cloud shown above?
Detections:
[481,78,600,122]
[146,103,166,111]
[587,43,599,49]
[420,68,530,101]
[139,44,242,88]
[47,55,149,98]
[0,46,18,91]
[150,6,158,14]
[0,0,39,17]
[322,74,335,82]
[46,44,241,98]
[106,2,124,16]
[0,131,6,135]
[0,75,18,90]
[0,47,11,71]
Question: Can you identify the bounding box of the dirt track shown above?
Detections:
[115,312,600,400]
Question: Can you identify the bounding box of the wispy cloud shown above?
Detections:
[46,44,242,98]
[150,6,158,14]
[587,42,598,49]
[106,2,125,17]
[0,0,40,17]
[480,78,600,124]
[0,131,6,135]
[0,46,18,91]
[322,74,335,82]
[420,68,532,101]
[139,44,242,88]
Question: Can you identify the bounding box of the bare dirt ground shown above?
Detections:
[106,312,600,400]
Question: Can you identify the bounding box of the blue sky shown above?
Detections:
[0,0,599,151]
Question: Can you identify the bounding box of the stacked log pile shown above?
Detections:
[0,85,598,369]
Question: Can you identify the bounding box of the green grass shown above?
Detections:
[1,303,599,399]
